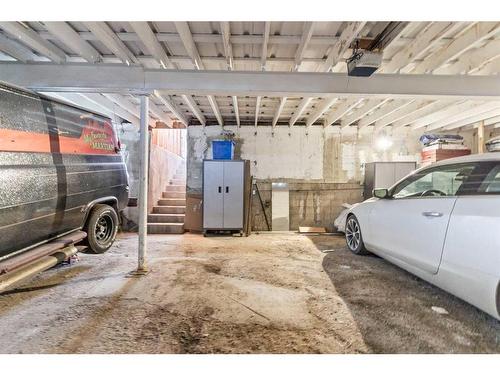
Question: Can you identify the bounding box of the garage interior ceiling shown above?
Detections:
[1,21,500,131]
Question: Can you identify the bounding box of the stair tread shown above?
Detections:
[153,206,186,209]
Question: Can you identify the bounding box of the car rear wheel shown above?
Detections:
[345,215,368,255]
[83,204,119,254]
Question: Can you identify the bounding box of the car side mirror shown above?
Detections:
[373,188,391,199]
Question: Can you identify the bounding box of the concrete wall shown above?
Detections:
[186,124,488,232]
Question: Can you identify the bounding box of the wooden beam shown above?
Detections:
[153,91,189,126]
[294,22,314,71]
[444,108,500,130]
[129,22,174,69]
[182,94,206,126]
[325,98,364,127]
[425,101,500,131]
[0,33,36,62]
[84,22,139,65]
[289,97,312,126]
[306,98,338,127]
[254,96,261,127]
[322,22,365,72]
[373,100,432,131]
[413,22,500,73]
[220,22,233,70]
[357,99,414,129]
[272,98,287,127]
[220,22,239,126]
[411,101,481,130]
[341,99,388,128]
[380,22,453,73]
[0,22,66,63]
[436,40,500,75]
[175,22,222,126]
[44,22,101,63]
[261,22,271,71]
[478,120,485,153]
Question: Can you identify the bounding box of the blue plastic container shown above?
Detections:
[212,140,234,160]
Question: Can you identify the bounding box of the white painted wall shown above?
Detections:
[187,125,481,189]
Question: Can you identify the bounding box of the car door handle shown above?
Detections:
[422,211,443,217]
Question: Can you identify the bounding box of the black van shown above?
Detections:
[0,83,129,260]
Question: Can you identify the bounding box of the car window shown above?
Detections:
[478,164,500,194]
[391,163,476,199]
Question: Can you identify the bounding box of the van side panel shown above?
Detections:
[0,84,128,260]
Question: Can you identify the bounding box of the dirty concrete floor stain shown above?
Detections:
[0,233,498,354]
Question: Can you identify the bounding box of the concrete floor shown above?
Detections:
[0,232,498,354]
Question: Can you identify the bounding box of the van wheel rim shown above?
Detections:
[95,215,113,244]
[346,218,360,250]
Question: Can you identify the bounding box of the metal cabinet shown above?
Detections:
[363,162,416,199]
[203,160,246,232]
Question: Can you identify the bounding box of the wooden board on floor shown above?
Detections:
[299,226,326,233]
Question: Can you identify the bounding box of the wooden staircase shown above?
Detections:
[148,167,186,234]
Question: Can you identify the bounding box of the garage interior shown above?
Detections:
[1,20,500,354]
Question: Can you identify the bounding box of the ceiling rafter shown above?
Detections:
[286,22,315,127]
[255,22,271,127]
[153,91,188,126]
[175,21,223,126]
[289,97,312,126]
[445,108,500,130]
[43,22,101,63]
[436,40,500,75]
[0,33,36,62]
[325,98,364,127]
[147,98,173,126]
[81,93,142,126]
[373,100,431,132]
[221,22,240,127]
[390,100,457,130]
[380,22,454,73]
[261,22,271,71]
[321,21,365,72]
[306,98,338,127]
[182,94,206,126]
[83,22,138,65]
[294,22,314,71]
[409,101,477,129]
[254,96,261,127]
[272,98,287,128]
[424,101,500,131]
[357,99,415,130]
[129,22,174,69]
[0,22,66,63]
[341,99,388,128]
[413,22,500,74]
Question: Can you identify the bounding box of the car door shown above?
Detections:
[368,162,477,274]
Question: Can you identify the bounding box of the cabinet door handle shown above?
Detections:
[422,211,443,217]
[226,186,229,193]
[218,186,222,193]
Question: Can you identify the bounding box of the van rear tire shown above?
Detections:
[83,204,119,254]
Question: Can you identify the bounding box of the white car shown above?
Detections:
[339,153,500,319]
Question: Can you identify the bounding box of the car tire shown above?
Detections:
[345,215,369,255]
[83,204,119,254]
